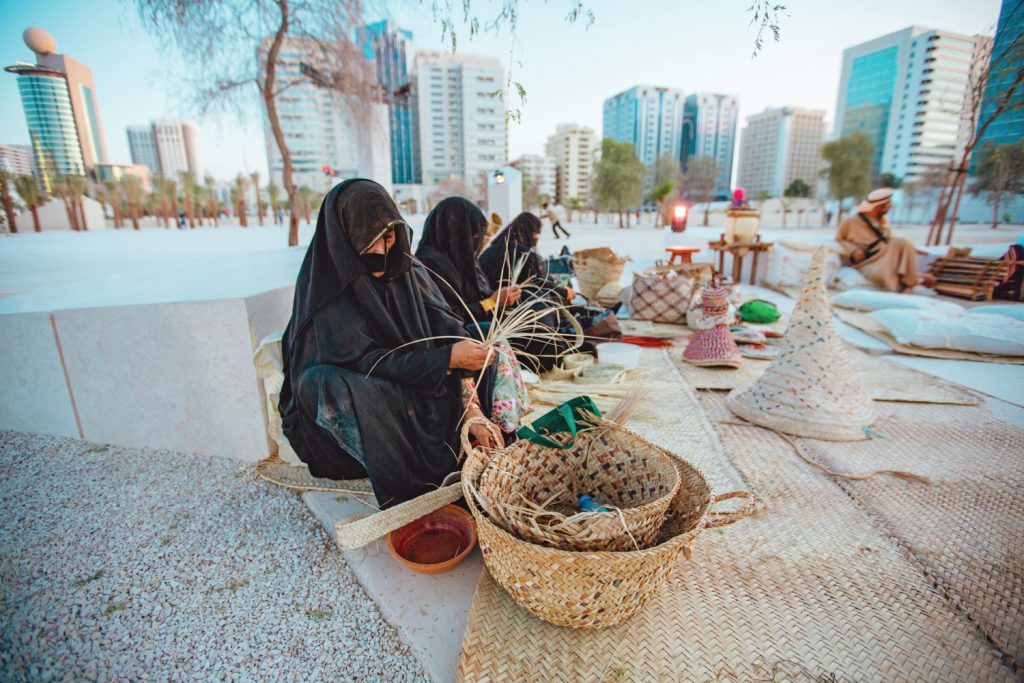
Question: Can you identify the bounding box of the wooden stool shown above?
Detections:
[665,245,700,265]
[707,235,774,284]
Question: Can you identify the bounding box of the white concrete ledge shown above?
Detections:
[0,286,295,462]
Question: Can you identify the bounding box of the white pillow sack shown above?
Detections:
[833,289,964,315]
[830,267,877,292]
[763,242,842,287]
[870,308,1024,356]
[971,304,1024,323]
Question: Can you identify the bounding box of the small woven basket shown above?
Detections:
[574,247,628,302]
[473,422,681,552]
[461,419,754,629]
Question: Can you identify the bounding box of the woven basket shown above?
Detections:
[574,248,628,302]
[461,418,754,629]
[473,422,682,552]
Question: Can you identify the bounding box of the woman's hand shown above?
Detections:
[449,340,494,371]
[465,407,498,449]
[564,286,575,302]
[849,247,866,264]
[493,285,522,307]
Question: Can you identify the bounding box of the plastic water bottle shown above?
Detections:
[578,495,612,513]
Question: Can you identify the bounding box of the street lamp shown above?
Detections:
[494,170,505,184]
[670,202,688,232]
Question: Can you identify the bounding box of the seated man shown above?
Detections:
[836,188,936,292]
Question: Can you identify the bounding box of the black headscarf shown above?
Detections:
[479,212,543,287]
[415,197,494,304]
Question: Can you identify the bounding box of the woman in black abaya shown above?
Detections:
[279,180,495,509]
[478,212,573,301]
[415,197,522,326]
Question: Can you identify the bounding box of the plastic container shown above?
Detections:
[595,342,641,369]
[386,504,477,574]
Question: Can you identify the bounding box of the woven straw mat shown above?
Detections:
[794,400,1024,673]
[456,348,1014,682]
[254,455,374,494]
[835,308,1024,365]
[673,344,981,405]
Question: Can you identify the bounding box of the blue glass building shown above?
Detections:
[974,0,1023,158]
[4,64,85,190]
[358,21,420,184]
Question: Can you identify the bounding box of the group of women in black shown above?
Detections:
[279,180,573,509]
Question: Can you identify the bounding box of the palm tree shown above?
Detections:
[180,171,198,228]
[67,176,90,230]
[155,178,173,227]
[0,170,18,233]
[53,177,79,230]
[122,176,144,230]
[298,185,314,224]
[250,171,264,225]
[204,174,219,226]
[102,179,123,228]
[234,174,249,227]
[566,196,585,224]
[13,175,42,232]
[267,182,281,225]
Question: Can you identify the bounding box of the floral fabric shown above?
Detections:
[490,342,533,433]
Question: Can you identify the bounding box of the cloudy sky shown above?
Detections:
[0,0,1002,180]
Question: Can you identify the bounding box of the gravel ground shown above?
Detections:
[0,430,429,682]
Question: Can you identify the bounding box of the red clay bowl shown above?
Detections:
[387,504,477,574]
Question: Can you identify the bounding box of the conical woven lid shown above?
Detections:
[726,247,877,441]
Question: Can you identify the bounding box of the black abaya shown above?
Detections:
[279,179,468,508]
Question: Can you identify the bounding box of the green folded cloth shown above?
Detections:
[739,299,781,323]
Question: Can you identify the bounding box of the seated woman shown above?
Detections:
[836,187,937,292]
[278,180,496,509]
[478,212,573,301]
[478,212,578,370]
[415,196,522,325]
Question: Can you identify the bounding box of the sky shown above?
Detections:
[0,0,1003,181]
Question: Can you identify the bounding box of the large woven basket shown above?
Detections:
[574,247,628,302]
[461,419,754,629]
[473,422,681,552]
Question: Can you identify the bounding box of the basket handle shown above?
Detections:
[704,490,756,528]
[459,416,503,463]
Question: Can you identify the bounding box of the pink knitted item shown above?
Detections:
[683,282,742,368]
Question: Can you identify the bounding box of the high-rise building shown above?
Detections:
[0,144,36,177]
[261,36,392,192]
[544,123,597,205]
[737,107,825,197]
[4,27,106,189]
[974,0,1024,155]
[511,154,557,198]
[127,126,160,176]
[682,93,739,197]
[413,50,508,187]
[358,20,419,184]
[834,26,987,182]
[602,86,686,173]
[128,120,203,179]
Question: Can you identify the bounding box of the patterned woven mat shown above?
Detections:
[673,345,981,405]
[795,401,1024,673]
[455,350,1014,681]
[835,308,1024,365]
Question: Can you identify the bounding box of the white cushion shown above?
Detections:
[830,267,876,292]
[972,304,1024,322]
[763,242,842,287]
[833,289,964,315]
[870,308,1024,356]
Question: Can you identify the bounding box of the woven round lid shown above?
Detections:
[726,247,877,441]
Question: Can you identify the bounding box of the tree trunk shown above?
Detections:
[255,187,264,225]
[78,200,88,230]
[836,200,844,227]
[617,210,623,228]
[991,191,1003,229]
[31,205,40,232]
[187,198,196,228]
[945,170,969,245]
[210,199,218,226]
[172,197,180,228]
[781,210,787,229]
[131,204,140,230]
[262,0,300,246]
[65,200,79,231]
[0,181,15,234]
[703,205,709,227]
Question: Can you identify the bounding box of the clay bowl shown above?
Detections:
[387,504,477,574]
